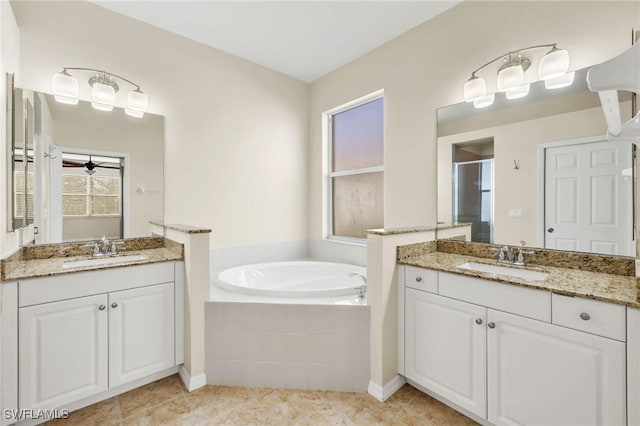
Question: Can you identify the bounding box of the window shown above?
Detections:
[14,170,34,219]
[327,94,384,240]
[62,174,121,217]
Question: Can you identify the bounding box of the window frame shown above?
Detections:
[324,90,384,244]
[61,173,122,218]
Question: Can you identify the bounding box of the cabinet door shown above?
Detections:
[19,294,108,410]
[109,282,175,388]
[487,309,626,426]
[405,289,487,418]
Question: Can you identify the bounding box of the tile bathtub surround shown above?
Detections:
[436,240,635,277]
[1,237,184,281]
[46,374,477,426]
[205,302,370,392]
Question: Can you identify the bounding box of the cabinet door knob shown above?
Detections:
[580,312,590,321]
[488,322,496,329]
[475,318,483,325]
[111,302,118,309]
[98,305,106,311]
[547,228,555,233]
[415,276,422,282]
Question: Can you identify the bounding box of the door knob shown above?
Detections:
[488,322,496,329]
[547,228,555,233]
[580,312,590,321]
[475,318,483,325]
[415,277,422,282]
[98,305,106,311]
[111,302,118,309]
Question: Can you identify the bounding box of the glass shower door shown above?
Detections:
[453,159,493,243]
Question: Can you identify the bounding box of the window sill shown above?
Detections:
[323,236,367,247]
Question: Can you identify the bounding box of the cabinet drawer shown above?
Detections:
[405,266,438,293]
[552,294,626,341]
[19,262,175,307]
[439,272,550,322]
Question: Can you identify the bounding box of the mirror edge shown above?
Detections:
[6,72,14,232]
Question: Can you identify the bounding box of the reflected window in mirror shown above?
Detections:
[7,88,165,246]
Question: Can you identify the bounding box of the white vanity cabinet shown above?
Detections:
[108,283,175,388]
[14,261,183,415]
[405,288,487,418]
[402,266,628,426]
[487,309,626,426]
[19,294,109,411]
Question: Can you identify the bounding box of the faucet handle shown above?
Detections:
[93,242,101,256]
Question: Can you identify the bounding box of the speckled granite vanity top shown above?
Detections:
[1,237,184,281]
[398,240,640,308]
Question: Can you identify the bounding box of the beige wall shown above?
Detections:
[438,102,632,247]
[10,1,309,249]
[308,1,640,389]
[309,1,639,240]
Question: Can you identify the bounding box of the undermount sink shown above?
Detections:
[457,262,549,281]
[62,254,148,269]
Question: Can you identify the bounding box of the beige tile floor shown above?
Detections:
[47,374,478,425]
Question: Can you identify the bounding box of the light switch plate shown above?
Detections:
[508,209,523,218]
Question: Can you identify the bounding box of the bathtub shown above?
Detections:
[216,261,367,298]
[206,260,371,391]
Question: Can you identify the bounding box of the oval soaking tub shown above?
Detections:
[216,261,367,298]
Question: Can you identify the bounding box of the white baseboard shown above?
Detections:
[179,365,207,392]
[368,375,406,402]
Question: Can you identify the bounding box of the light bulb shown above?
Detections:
[506,84,530,100]
[51,71,79,105]
[473,94,495,109]
[463,76,486,102]
[497,65,525,92]
[539,47,570,80]
[125,89,148,118]
[544,71,575,89]
[91,82,116,112]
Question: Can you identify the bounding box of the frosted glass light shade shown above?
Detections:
[539,48,570,80]
[125,90,148,118]
[51,72,79,105]
[125,108,144,118]
[464,77,486,102]
[497,65,524,92]
[506,84,530,100]
[91,82,116,112]
[473,94,495,109]
[544,71,575,89]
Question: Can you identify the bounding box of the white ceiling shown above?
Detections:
[91,1,460,82]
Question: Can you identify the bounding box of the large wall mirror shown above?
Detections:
[436,67,637,257]
[7,87,164,244]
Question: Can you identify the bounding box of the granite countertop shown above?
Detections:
[400,251,640,308]
[367,223,472,236]
[1,237,184,281]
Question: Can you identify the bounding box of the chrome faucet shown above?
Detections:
[349,272,367,284]
[349,272,367,299]
[92,236,120,257]
[497,246,514,264]
[493,241,534,266]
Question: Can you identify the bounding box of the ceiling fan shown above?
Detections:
[61,155,121,175]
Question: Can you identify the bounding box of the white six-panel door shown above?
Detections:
[19,294,108,410]
[108,282,175,388]
[487,309,626,426]
[405,289,487,418]
[544,140,633,255]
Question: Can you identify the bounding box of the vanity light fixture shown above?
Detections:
[51,67,149,118]
[464,43,572,108]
